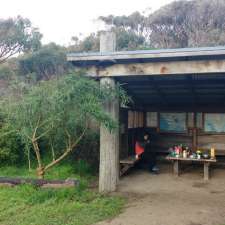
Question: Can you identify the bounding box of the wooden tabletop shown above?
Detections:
[166,156,217,163]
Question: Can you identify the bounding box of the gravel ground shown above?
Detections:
[97,163,225,225]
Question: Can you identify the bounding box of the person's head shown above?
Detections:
[143,132,150,141]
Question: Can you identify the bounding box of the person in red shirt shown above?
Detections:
[136,132,159,173]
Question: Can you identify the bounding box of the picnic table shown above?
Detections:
[166,156,217,180]
[120,155,140,176]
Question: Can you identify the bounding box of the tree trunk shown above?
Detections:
[37,167,45,179]
[26,146,32,171]
[32,139,44,179]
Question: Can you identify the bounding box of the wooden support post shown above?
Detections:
[192,113,198,152]
[204,162,210,181]
[99,31,119,193]
[173,160,179,177]
[192,128,197,152]
[119,109,128,159]
[99,77,119,193]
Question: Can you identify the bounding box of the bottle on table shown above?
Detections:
[210,148,215,159]
[183,150,187,158]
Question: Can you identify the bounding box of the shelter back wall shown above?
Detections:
[122,110,225,158]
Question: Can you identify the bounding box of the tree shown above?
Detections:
[69,33,100,53]
[3,73,129,178]
[99,12,157,50]
[70,0,225,52]
[19,43,69,81]
[0,16,42,64]
[99,12,149,43]
[112,27,145,51]
[68,12,148,52]
[148,0,225,48]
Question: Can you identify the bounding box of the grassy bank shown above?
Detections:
[0,164,124,225]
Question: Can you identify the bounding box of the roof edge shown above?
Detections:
[67,46,225,64]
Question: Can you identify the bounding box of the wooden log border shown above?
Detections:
[0,177,79,188]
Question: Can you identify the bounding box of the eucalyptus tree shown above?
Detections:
[149,0,225,48]
[68,12,148,52]
[19,43,69,81]
[0,16,42,64]
[3,73,129,178]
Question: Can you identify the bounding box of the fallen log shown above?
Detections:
[0,177,79,188]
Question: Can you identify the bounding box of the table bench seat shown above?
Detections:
[120,155,140,176]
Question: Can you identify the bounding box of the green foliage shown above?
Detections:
[99,12,147,35]
[19,43,70,81]
[149,0,225,48]
[0,63,16,80]
[2,73,129,177]
[0,125,24,165]
[113,27,145,51]
[70,33,99,52]
[72,159,93,176]
[0,107,24,165]
[0,16,42,64]
[69,0,225,52]
[69,28,146,52]
[0,59,20,97]
[69,11,147,52]
[6,72,121,139]
[73,130,100,171]
[99,11,148,50]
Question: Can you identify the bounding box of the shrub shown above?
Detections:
[0,125,24,165]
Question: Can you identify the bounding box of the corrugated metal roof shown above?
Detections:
[68,46,225,57]
[67,46,225,65]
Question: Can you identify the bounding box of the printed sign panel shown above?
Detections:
[160,113,187,132]
[204,113,225,132]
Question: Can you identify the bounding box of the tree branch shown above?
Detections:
[44,125,87,172]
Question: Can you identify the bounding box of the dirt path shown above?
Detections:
[97,164,225,225]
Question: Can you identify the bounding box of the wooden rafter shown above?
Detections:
[148,77,168,106]
[186,75,197,107]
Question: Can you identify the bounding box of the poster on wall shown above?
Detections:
[204,113,225,132]
[160,113,187,132]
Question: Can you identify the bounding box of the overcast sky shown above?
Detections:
[1,0,174,46]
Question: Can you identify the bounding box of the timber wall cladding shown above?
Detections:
[128,110,144,128]
[150,132,192,153]
[198,134,225,155]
